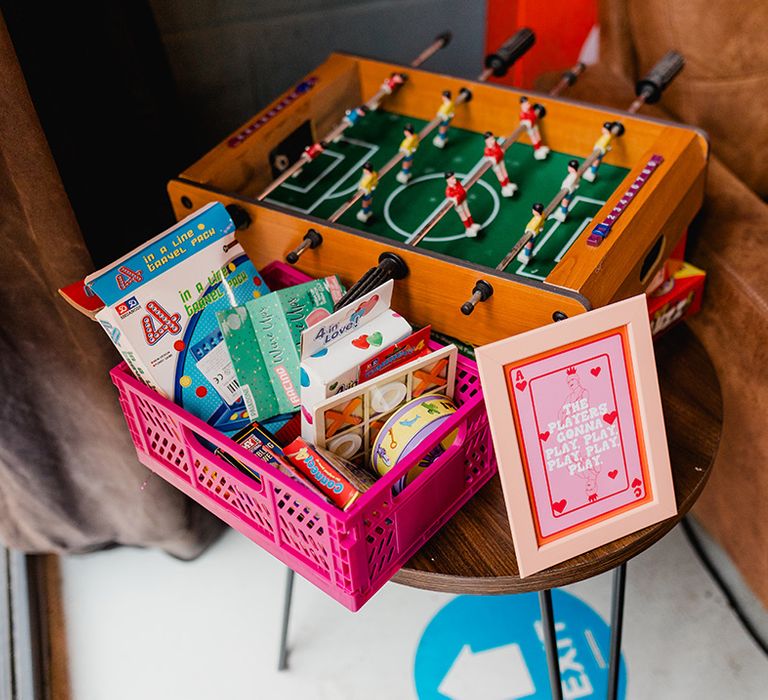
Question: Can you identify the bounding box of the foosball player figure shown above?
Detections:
[293,141,327,178]
[356,162,378,223]
[397,124,420,184]
[583,122,613,183]
[342,105,369,129]
[483,131,518,198]
[517,203,546,265]
[553,160,580,223]
[519,96,550,161]
[445,171,481,237]
[371,71,407,110]
[432,90,455,149]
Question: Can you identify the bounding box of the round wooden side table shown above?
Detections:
[392,324,723,699]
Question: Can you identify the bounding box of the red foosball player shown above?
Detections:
[483,131,518,197]
[517,202,546,265]
[304,141,325,160]
[445,171,481,237]
[397,124,420,184]
[432,90,455,149]
[553,160,580,223]
[371,72,407,110]
[292,141,327,178]
[519,97,550,161]
[381,72,406,95]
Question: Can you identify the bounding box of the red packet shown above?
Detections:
[358,326,431,383]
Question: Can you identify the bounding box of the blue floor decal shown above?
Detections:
[414,589,627,699]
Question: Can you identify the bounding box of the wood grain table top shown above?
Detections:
[392,324,722,594]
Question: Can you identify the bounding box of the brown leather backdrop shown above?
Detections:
[540,1,768,607]
[0,15,221,558]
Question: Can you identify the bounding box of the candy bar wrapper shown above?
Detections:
[214,421,285,482]
[215,423,330,501]
[284,438,375,510]
[315,446,378,493]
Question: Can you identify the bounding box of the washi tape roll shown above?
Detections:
[371,394,457,494]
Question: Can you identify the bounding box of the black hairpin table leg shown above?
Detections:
[539,588,563,700]
[607,563,627,699]
[277,568,295,671]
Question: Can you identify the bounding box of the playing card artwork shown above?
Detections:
[506,330,650,543]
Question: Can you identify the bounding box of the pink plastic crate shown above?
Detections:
[110,261,496,610]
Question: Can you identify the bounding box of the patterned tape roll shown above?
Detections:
[371,394,457,494]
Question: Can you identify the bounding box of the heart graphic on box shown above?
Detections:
[553,499,567,514]
[539,431,550,442]
[368,331,383,347]
[591,366,601,377]
[608,469,618,479]
[352,335,370,349]
[603,410,618,425]
[516,380,527,391]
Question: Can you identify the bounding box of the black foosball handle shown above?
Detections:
[333,252,409,311]
[460,280,494,316]
[561,62,586,88]
[226,204,252,230]
[636,50,685,104]
[484,28,535,77]
[286,229,323,264]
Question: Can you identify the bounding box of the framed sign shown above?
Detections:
[476,295,676,576]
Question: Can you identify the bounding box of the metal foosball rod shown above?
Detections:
[257,31,453,202]
[460,51,686,316]
[326,86,473,223]
[326,30,544,309]
[327,28,537,225]
[407,62,586,249]
[331,64,589,311]
[494,119,626,272]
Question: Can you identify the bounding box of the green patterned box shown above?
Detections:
[217,276,343,421]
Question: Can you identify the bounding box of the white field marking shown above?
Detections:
[266,137,379,214]
[514,196,605,280]
[555,217,593,262]
[402,157,493,244]
[321,138,379,200]
[280,150,343,192]
[382,172,501,244]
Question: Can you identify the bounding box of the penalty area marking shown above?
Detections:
[264,137,379,214]
[514,195,605,280]
[280,150,343,193]
[383,172,501,244]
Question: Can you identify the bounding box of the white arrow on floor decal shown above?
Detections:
[437,643,536,700]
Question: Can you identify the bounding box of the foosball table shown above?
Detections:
[167,30,707,346]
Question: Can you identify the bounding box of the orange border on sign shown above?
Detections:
[503,325,654,547]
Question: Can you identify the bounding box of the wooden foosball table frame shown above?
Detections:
[168,52,708,346]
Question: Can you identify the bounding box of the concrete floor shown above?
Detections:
[61,523,768,699]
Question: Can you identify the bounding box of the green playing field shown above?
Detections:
[264,111,629,281]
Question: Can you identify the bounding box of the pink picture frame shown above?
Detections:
[476,295,677,577]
